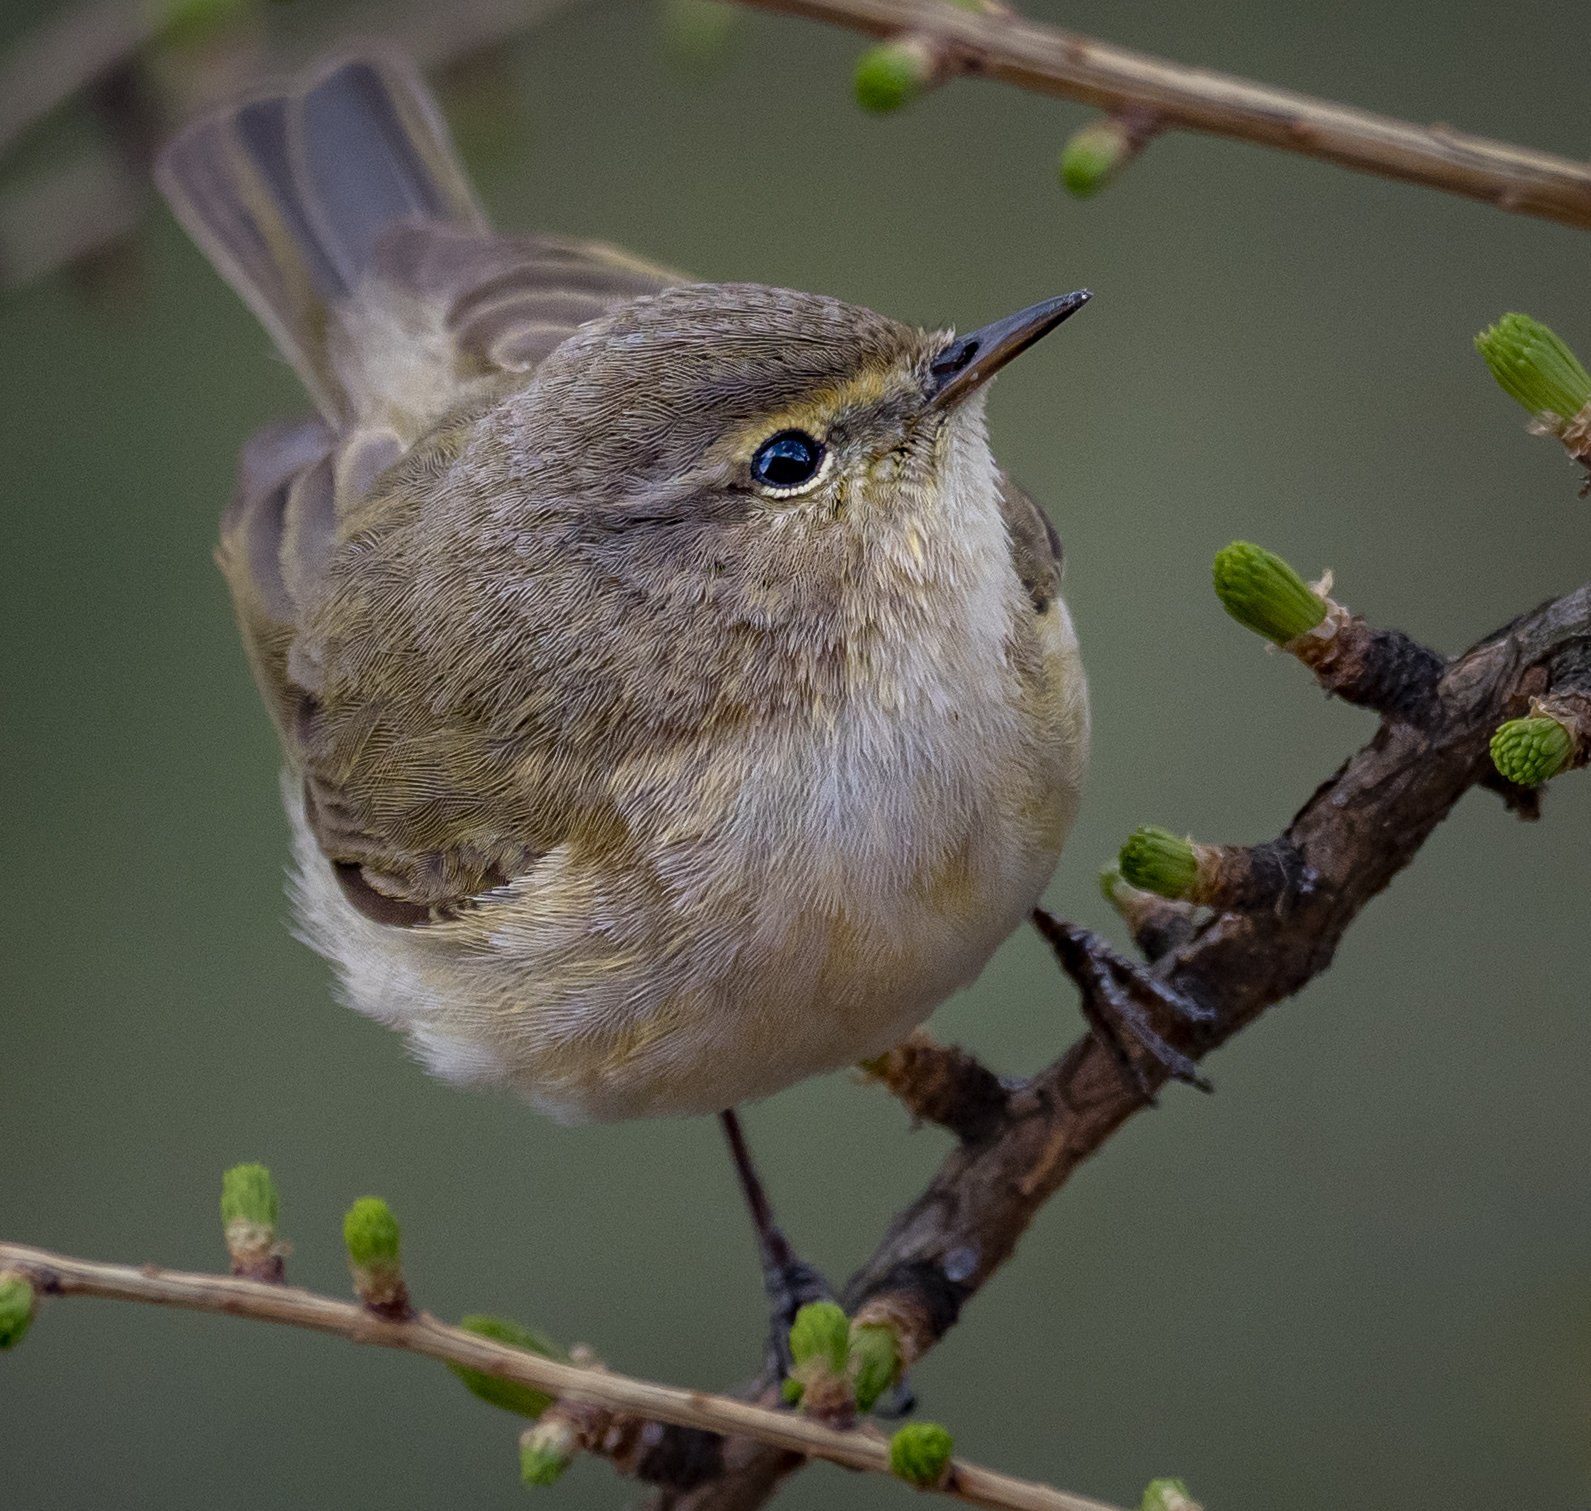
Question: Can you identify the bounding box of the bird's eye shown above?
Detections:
[750,430,827,494]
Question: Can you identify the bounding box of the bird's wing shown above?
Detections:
[997,472,1064,613]
[164,53,687,921]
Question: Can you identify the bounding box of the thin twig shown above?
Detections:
[0,1240,1122,1511]
[725,0,1591,230]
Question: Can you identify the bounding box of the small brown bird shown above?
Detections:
[157,49,1187,1345]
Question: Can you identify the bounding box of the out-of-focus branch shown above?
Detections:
[0,0,159,162]
[725,0,1591,230]
[0,148,142,289]
[656,581,1591,1509]
[0,0,603,291]
[0,1240,1122,1511]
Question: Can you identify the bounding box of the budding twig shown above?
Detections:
[1118,829,1312,914]
[0,1240,1126,1511]
[725,0,1591,229]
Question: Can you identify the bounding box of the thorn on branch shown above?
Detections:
[858,1030,1009,1142]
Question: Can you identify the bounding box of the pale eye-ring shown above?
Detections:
[750,429,828,495]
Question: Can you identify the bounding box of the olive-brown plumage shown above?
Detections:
[158,51,1090,1121]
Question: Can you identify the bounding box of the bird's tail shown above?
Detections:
[155,51,485,421]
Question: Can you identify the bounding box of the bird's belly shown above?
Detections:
[287,638,1086,1122]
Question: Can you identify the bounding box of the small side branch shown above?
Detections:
[860,1031,1011,1142]
[726,0,1591,230]
[0,1240,1123,1511]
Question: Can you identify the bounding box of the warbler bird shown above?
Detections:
[156,49,1157,1339]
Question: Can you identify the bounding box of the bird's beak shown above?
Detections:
[925,290,1092,410]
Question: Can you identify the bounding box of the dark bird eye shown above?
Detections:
[750,430,825,492]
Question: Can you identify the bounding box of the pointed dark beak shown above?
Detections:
[926,289,1092,409]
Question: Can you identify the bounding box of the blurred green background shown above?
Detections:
[2,0,1589,1507]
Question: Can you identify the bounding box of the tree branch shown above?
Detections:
[656,582,1591,1508]
[0,1239,1123,1511]
[724,0,1591,231]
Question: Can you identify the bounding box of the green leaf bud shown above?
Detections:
[519,1418,577,1487]
[788,1300,849,1374]
[220,1163,282,1280]
[889,1422,954,1488]
[448,1315,564,1418]
[343,1197,400,1269]
[1475,313,1591,428]
[1141,1477,1201,1511]
[854,39,935,113]
[0,1272,37,1350]
[1489,715,1575,787]
[220,1163,278,1231]
[1212,541,1328,645]
[343,1197,409,1314]
[1118,827,1199,900]
[847,1321,900,1412]
[1060,117,1135,197]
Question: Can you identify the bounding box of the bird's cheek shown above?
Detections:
[863,447,913,493]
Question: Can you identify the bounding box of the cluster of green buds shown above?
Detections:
[783,1301,904,1419]
[343,1197,410,1318]
[1474,313,1591,456]
[889,1421,955,1488]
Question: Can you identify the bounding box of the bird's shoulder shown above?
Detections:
[996,471,1064,614]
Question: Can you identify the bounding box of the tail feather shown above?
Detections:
[156,52,486,420]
